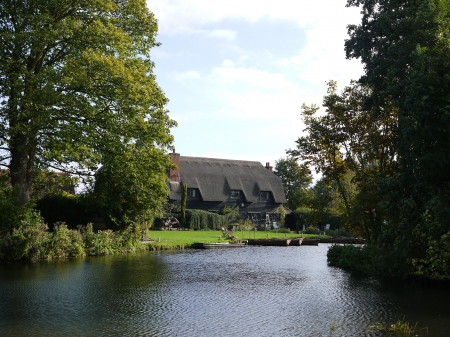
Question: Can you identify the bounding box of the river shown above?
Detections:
[1,244,449,336]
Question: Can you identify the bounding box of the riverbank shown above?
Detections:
[0,224,327,261]
[145,230,326,250]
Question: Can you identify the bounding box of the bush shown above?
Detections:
[0,211,50,261]
[304,226,319,234]
[186,209,235,230]
[48,223,85,258]
[0,218,146,261]
[0,176,37,235]
[325,229,356,238]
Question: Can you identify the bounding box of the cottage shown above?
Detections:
[167,151,287,227]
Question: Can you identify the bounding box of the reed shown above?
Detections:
[390,317,418,336]
[367,317,427,337]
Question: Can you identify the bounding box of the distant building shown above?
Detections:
[167,151,287,226]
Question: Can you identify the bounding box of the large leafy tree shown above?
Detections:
[290,80,398,241]
[343,0,450,279]
[93,144,171,229]
[0,0,175,206]
[274,157,312,209]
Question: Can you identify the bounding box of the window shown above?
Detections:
[258,191,270,200]
[187,188,198,198]
[229,190,242,199]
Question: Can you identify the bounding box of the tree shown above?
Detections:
[93,145,172,229]
[0,0,175,206]
[274,157,312,209]
[289,80,398,242]
[340,0,450,279]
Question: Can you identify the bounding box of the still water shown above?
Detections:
[1,244,450,337]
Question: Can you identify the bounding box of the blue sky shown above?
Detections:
[147,0,364,168]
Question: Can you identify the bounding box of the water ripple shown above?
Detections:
[1,245,449,336]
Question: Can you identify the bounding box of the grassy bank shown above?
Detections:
[146,229,325,250]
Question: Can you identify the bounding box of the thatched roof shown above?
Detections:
[169,156,286,203]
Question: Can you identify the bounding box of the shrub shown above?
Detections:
[0,211,50,261]
[304,226,319,234]
[48,223,85,258]
[186,209,235,230]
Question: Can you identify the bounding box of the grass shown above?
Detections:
[390,317,419,336]
[146,229,326,250]
[367,317,427,337]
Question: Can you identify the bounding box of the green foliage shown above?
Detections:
[0,211,50,261]
[327,245,372,274]
[368,318,421,337]
[272,205,286,226]
[181,183,187,227]
[274,157,312,209]
[292,185,343,232]
[304,226,318,235]
[93,146,171,229]
[289,80,395,242]
[48,223,85,258]
[390,318,418,337]
[220,205,239,218]
[237,219,254,231]
[336,0,450,280]
[186,209,236,230]
[0,175,37,235]
[31,170,78,199]
[0,0,175,206]
[0,217,146,261]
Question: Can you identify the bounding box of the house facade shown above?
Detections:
[167,151,287,227]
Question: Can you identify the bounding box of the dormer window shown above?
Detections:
[258,191,270,201]
[187,188,199,199]
[229,190,242,199]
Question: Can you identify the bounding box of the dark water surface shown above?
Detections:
[1,244,450,336]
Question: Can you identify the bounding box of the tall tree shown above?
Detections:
[93,144,171,229]
[274,157,312,209]
[290,80,398,241]
[344,0,450,279]
[0,0,175,206]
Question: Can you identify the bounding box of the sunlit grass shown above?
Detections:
[146,229,325,249]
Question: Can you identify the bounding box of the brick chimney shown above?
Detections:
[169,149,180,181]
[265,162,273,172]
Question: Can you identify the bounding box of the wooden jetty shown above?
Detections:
[318,238,365,244]
[192,242,246,249]
[246,238,291,246]
[289,238,304,246]
[301,238,320,246]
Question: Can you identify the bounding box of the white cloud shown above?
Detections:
[171,70,202,83]
[148,0,362,34]
[221,59,234,67]
[207,29,237,40]
[149,0,365,164]
[209,66,321,118]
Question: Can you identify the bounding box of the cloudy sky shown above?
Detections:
[147,0,364,167]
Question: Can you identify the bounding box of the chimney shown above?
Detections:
[169,149,180,181]
[265,162,273,172]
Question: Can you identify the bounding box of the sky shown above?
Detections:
[147,0,364,168]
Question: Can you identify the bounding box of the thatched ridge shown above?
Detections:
[169,156,286,204]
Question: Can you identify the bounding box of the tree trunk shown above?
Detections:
[9,133,36,206]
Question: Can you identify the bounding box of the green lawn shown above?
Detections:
[146,229,325,249]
